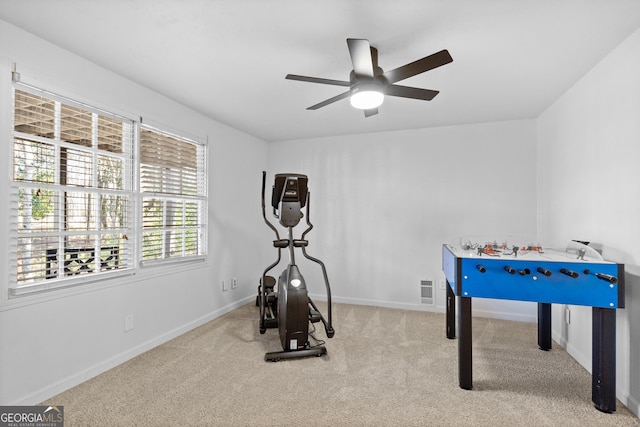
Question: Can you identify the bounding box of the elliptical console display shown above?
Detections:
[258,172,334,361]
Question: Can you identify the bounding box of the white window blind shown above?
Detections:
[10,85,135,295]
[139,126,207,265]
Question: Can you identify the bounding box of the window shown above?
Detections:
[139,126,207,265]
[10,87,134,295]
[9,81,207,297]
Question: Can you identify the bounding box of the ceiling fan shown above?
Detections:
[286,38,453,117]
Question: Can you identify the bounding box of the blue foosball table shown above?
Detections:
[442,240,624,413]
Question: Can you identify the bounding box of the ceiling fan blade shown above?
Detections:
[364,108,378,117]
[286,74,351,87]
[307,90,352,110]
[385,84,440,101]
[347,38,374,77]
[383,49,453,84]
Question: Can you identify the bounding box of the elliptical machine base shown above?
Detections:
[264,346,327,362]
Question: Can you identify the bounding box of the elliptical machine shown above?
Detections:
[258,171,335,361]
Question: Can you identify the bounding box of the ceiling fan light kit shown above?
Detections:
[286,38,452,117]
[349,83,384,109]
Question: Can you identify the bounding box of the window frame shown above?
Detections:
[138,124,208,267]
[7,77,208,298]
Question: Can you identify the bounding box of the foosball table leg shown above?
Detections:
[537,302,552,351]
[458,296,473,390]
[592,307,616,413]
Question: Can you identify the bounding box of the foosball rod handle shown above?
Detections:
[503,265,516,275]
[560,268,579,278]
[583,269,618,284]
[536,267,552,277]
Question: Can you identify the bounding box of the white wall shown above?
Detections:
[538,28,640,414]
[268,119,538,320]
[0,20,267,405]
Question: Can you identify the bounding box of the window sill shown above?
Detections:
[1,257,209,312]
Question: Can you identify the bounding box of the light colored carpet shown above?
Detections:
[42,302,639,426]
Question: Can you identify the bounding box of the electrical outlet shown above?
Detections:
[232,277,238,289]
[222,280,228,291]
[438,279,446,290]
[124,314,134,332]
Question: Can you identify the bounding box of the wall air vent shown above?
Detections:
[421,280,434,305]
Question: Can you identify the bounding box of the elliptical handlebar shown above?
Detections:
[300,191,334,337]
[300,192,313,241]
[259,171,281,333]
[261,171,281,240]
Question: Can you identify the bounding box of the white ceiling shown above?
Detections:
[1,0,640,142]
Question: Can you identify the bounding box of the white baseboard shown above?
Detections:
[314,294,446,313]
[470,308,536,323]
[626,395,640,418]
[11,295,254,405]
[551,332,568,349]
[313,294,537,323]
